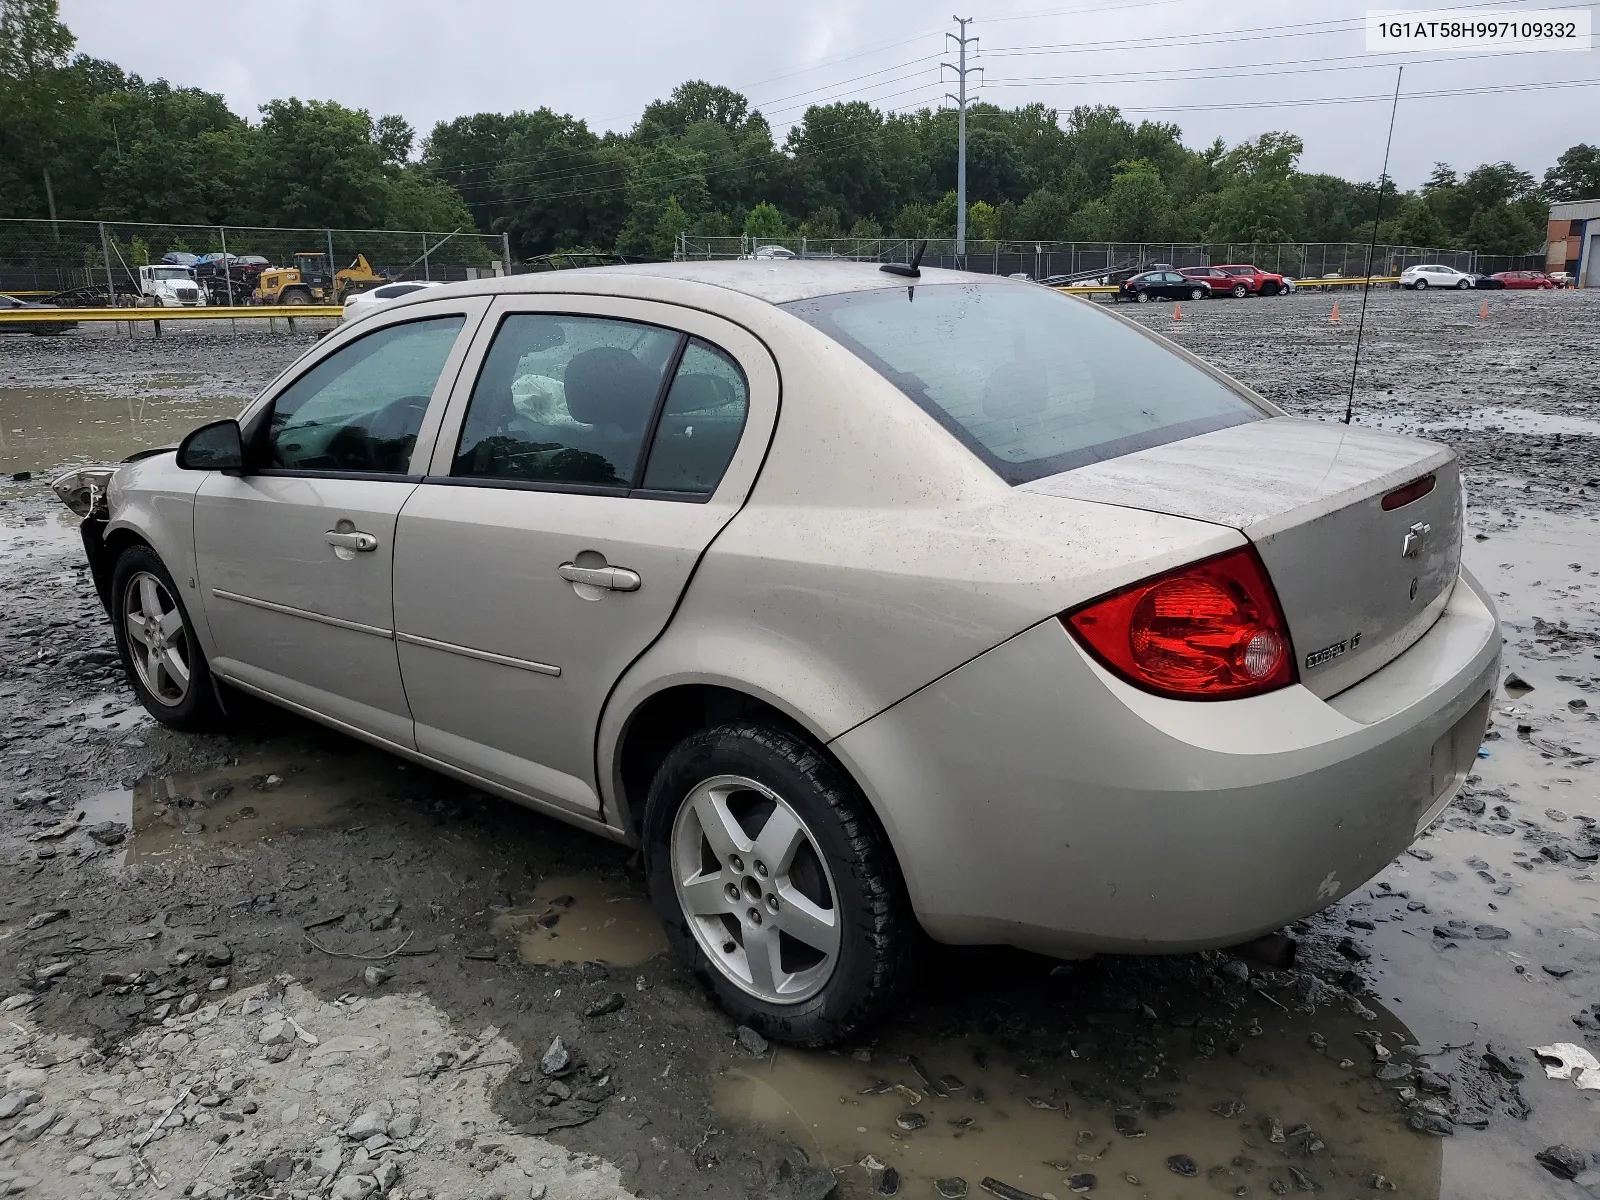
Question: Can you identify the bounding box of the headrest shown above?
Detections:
[563,348,659,430]
[982,361,1048,420]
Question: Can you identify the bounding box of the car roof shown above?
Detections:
[448,260,1021,306]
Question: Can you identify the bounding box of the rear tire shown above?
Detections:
[1414,278,1429,290]
[643,720,913,1046]
[110,544,225,732]
[280,288,311,306]
[1135,290,1152,303]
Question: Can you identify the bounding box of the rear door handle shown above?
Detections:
[558,562,641,592]
[326,530,379,552]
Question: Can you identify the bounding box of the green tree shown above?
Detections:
[891,201,933,237]
[743,201,785,239]
[373,113,414,164]
[1014,187,1075,238]
[1388,197,1451,248]
[1465,203,1540,255]
[1101,158,1171,240]
[966,199,999,240]
[1543,143,1600,201]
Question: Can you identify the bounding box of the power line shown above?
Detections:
[1109,76,1600,114]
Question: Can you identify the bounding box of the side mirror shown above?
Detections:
[176,419,244,473]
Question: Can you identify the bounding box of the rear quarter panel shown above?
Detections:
[599,309,1244,831]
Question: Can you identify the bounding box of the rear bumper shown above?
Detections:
[832,569,1499,958]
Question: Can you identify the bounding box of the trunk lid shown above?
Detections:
[1024,416,1462,698]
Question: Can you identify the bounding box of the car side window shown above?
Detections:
[453,314,680,488]
[641,339,750,495]
[266,315,465,475]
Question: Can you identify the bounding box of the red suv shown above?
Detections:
[1182,265,1288,297]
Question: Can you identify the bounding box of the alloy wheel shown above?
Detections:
[670,774,841,1004]
[123,570,191,705]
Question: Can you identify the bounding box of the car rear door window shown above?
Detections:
[453,314,681,489]
[640,339,749,495]
[784,282,1261,483]
[267,315,465,475]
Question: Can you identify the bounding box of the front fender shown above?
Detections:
[101,453,212,654]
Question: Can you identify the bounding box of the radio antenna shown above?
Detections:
[1344,65,1403,426]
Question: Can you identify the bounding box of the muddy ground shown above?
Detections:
[1,289,1598,1200]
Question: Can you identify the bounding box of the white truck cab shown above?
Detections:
[137,265,206,307]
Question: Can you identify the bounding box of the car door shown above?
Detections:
[391,295,778,818]
[193,299,487,746]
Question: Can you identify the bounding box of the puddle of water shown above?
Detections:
[1430,407,1600,438]
[1371,406,1600,439]
[493,874,667,966]
[66,744,415,868]
[0,385,244,474]
[59,695,151,732]
[0,506,82,558]
[718,958,1442,1197]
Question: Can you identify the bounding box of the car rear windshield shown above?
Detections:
[782,282,1262,483]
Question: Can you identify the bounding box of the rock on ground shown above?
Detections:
[0,980,634,1200]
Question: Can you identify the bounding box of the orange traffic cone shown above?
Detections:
[1479,299,1489,319]
[1330,299,1340,322]
[1172,302,1182,320]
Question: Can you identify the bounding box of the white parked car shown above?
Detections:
[1400,264,1477,290]
[53,262,1497,1045]
[342,280,445,320]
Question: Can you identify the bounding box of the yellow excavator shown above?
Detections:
[254,252,386,306]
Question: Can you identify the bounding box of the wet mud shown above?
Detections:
[3,292,1600,1199]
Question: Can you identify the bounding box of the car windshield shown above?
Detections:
[782,282,1262,483]
[149,267,190,280]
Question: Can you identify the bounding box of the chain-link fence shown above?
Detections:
[677,236,1538,280]
[0,218,511,300]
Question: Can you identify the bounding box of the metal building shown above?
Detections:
[1546,198,1600,286]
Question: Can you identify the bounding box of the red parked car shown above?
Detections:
[1179,264,1289,297]
[1214,264,1290,296]
[1490,270,1558,289]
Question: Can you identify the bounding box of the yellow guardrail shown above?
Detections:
[0,305,344,322]
[1292,276,1401,287]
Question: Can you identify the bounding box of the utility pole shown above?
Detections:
[944,16,979,260]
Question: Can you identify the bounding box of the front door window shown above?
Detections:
[267,316,465,475]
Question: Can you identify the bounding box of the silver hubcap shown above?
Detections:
[670,774,841,1004]
[124,571,191,706]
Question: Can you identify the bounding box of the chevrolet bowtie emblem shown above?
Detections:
[1402,521,1431,558]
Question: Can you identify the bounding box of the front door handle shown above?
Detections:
[326,530,379,552]
[558,562,641,592]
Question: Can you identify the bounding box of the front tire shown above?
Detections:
[111,544,224,731]
[1189,287,1206,300]
[1456,278,1472,290]
[1231,283,1248,298]
[643,720,912,1046]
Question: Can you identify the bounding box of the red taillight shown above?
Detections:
[1062,546,1296,700]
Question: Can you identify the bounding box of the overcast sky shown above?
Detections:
[59,0,1596,188]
